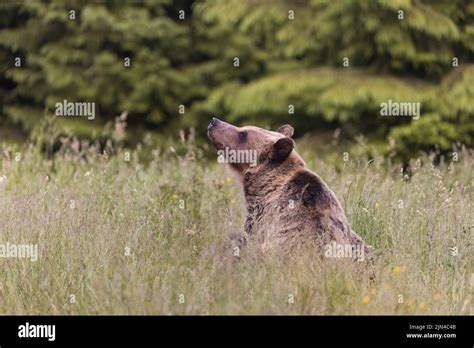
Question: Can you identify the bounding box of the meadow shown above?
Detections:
[0,132,471,315]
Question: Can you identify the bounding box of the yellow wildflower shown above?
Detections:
[393,266,403,275]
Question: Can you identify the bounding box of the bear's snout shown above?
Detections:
[208,117,221,130]
[207,117,225,149]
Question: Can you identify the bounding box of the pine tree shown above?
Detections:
[190,0,474,159]
[0,0,193,133]
[0,0,472,160]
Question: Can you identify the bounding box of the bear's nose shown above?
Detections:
[208,117,221,129]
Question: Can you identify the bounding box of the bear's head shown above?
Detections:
[207,117,302,173]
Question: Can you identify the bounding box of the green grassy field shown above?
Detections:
[0,137,472,315]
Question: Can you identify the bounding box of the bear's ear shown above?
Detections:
[276,124,294,137]
[271,137,294,162]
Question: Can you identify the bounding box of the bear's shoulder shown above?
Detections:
[287,170,336,208]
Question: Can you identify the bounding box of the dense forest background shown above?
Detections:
[0,0,473,161]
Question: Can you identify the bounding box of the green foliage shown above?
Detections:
[189,0,474,160]
[0,0,473,161]
[0,0,191,130]
[195,68,436,126]
[388,65,474,159]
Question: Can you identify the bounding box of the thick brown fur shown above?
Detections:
[208,118,371,258]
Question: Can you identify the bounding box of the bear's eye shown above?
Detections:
[238,131,247,142]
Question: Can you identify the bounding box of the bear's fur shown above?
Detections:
[208,117,371,258]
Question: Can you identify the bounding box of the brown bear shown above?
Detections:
[208,117,371,260]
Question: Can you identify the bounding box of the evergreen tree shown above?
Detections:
[190,0,474,159]
[0,0,193,132]
[0,0,472,160]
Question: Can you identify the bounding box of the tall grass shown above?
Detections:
[0,135,471,315]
